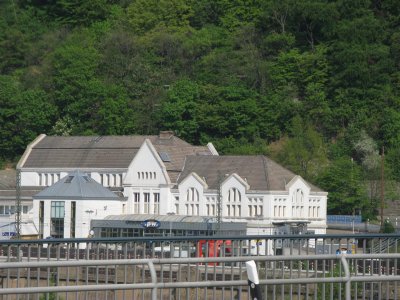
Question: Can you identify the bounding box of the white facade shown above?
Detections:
[32,198,123,239]
[18,134,328,246]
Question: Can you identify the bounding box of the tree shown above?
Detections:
[0,75,57,160]
[315,156,370,217]
[276,116,328,181]
[158,79,201,143]
[127,0,193,34]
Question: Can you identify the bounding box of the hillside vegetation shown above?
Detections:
[1,0,400,218]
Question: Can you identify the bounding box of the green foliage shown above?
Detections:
[0,75,57,159]
[127,0,193,34]
[315,156,372,218]
[1,0,400,219]
[159,79,201,143]
[276,116,328,180]
[383,219,395,233]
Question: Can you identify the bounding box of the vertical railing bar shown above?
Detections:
[186,241,190,300]
[370,257,374,300]
[297,257,301,300]
[230,241,234,300]
[123,243,128,300]
[16,244,21,300]
[386,256,390,300]
[339,255,350,300]
[85,244,89,300]
[133,241,137,298]
[221,241,225,300]
[204,241,209,300]
[26,244,31,300]
[76,243,80,300]
[56,244,60,300]
[36,244,40,300]
[289,238,293,300]
[281,257,284,300]
[394,254,398,300]
[305,241,309,299]
[114,244,118,300]
[212,241,216,300]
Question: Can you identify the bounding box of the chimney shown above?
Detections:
[159,131,174,140]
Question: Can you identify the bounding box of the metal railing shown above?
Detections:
[0,234,399,299]
[0,254,399,299]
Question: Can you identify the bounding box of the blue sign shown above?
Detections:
[141,219,161,229]
[2,232,16,237]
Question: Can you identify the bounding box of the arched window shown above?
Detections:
[227,188,241,217]
[292,189,304,203]
[186,187,199,202]
[228,188,241,202]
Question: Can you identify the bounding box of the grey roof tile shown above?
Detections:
[178,156,323,192]
[21,135,213,184]
[33,170,121,200]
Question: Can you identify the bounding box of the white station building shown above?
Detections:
[2,131,327,251]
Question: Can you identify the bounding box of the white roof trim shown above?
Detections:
[17,134,46,169]
[222,173,250,191]
[144,139,171,185]
[285,175,311,190]
[207,142,219,155]
[180,172,208,189]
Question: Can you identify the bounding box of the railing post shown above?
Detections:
[147,261,158,300]
[340,255,351,300]
[246,260,263,300]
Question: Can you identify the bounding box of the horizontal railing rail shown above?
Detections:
[0,254,399,300]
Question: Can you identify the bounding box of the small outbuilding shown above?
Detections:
[32,170,126,239]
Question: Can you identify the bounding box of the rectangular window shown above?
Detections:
[51,201,65,218]
[134,193,140,214]
[0,206,4,215]
[39,201,44,239]
[71,202,76,238]
[144,193,150,214]
[175,203,179,214]
[51,201,65,238]
[22,206,28,214]
[153,193,160,214]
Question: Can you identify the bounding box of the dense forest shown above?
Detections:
[1,0,400,219]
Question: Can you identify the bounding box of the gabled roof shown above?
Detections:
[33,171,121,200]
[178,156,323,192]
[19,133,214,183]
